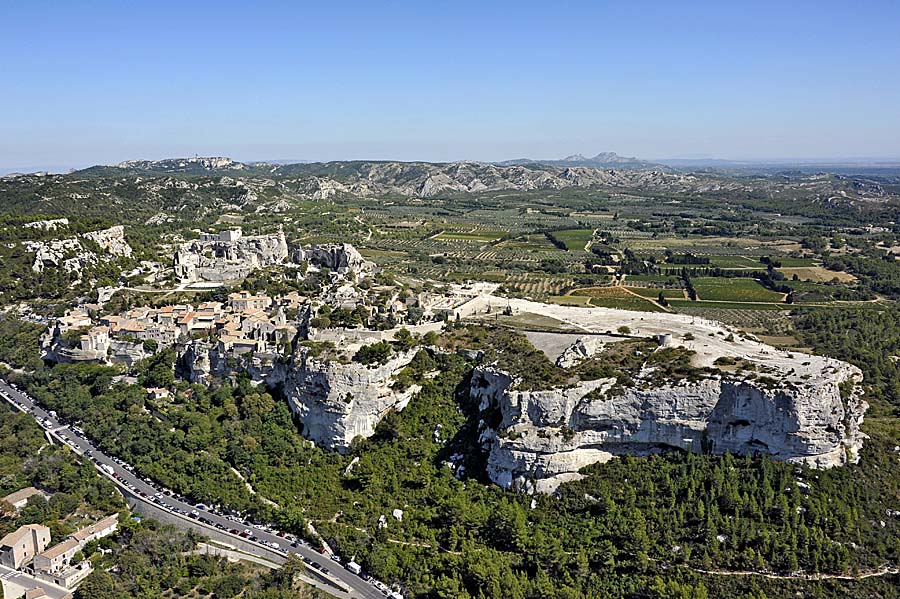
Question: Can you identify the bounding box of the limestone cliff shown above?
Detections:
[174,231,289,283]
[82,225,133,257]
[283,350,419,452]
[472,347,866,494]
[298,243,373,276]
[23,225,132,276]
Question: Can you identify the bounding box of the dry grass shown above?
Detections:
[779,266,856,283]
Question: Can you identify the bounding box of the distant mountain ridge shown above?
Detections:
[497,151,669,171]
[2,155,891,222]
[107,152,668,175]
[116,156,246,173]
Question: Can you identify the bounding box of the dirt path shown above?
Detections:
[690,565,899,581]
[617,286,675,313]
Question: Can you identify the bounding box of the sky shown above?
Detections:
[2,0,900,171]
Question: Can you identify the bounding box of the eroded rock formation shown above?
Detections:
[23,225,133,276]
[283,350,419,452]
[83,225,133,257]
[174,230,289,283]
[472,346,866,494]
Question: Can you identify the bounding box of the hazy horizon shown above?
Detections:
[6,151,900,177]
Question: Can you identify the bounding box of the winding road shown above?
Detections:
[0,378,399,599]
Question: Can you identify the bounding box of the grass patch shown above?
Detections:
[692,277,785,302]
[626,287,685,299]
[779,266,856,282]
[548,295,592,306]
[669,299,788,311]
[359,248,409,258]
[707,255,766,269]
[547,228,594,251]
[435,230,507,242]
[774,257,818,267]
[446,271,507,283]
[623,274,681,284]
[569,287,667,312]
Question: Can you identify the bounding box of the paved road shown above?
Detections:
[0,378,397,599]
[0,564,71,599]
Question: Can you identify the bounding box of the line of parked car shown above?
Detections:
[0,380,403,599]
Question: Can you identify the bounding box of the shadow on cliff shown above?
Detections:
[432,364,496,485]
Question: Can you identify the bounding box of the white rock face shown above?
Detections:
[174,231,289,283]
[283,350,419,452]
[555,337,605,368]
[23,225,132,275]
[24,238,88,273]
[473,357,866,493]
[83,225,133,257]
[465,298,868,494]
[118,156,243,171]
[295,243,374,280]
[24,218,69,230]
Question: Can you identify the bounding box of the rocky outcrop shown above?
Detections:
[117,156,244,172]
[283,350,419,452]
[174,231,289,283]
[555,337,605,368]
[473,350,866,494]
[296,243,374,279]
[24,238,88,273]
[83,225,133,257]
[23,225,132,275]
[24,218,69,230]
[176,335,420,452]
[179,340,289,386]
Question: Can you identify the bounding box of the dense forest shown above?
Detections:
[3,315,899,598]
[0,399,327,599]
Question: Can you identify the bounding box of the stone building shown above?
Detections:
[0,524,51,569]
[228,291,272,312]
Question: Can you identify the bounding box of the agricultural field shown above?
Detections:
[779,266,856,282]
[358,248,409,258]
[622,235,764,253]
[433,229,508,242]
[504,274,574,300]
[627,286,686,299]
[622,274,682,285]
[548,228,595,251]
[707,255,768,269]
[773,256,819,267]
[497,234,560,251]
[446,271,507,283]
[565,286,668,312]
[673,306,796,336]
[548,295,592,306]
[668,299,787,311]
[692,277,786,303]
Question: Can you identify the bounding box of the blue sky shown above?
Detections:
[2,0,899,170]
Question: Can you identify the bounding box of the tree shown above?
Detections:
[75,569,117,599]
[393,328,415,352]
[353,341,393,365]
[239,392,275,419]
[657,291,670,307]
